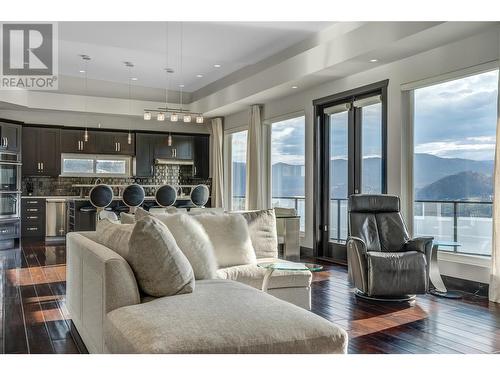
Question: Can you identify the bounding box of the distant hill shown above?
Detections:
[414,153,493,189]
[416,171,493,201]
[231,153,494,201]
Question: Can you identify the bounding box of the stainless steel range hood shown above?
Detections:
[155,158,194,166]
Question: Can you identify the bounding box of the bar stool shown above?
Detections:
[122,184,145,214]
[190,184,210,208]
[89,184,117,221]
[155,184,177,208]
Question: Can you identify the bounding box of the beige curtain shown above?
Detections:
[210,117,224,208]
[245,105,265,210]
[490,65,500,303]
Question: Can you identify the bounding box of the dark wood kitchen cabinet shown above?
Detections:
[171,135,193,160]
[21,198,46,238]
[60,128,96,153]
[193,135,210,179]
[22,127,60,177]
[135,133,157,177]
[0,122,21,153]
[96,131,134,155]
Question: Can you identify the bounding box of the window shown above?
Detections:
[61,154,132,177]
[231,131,247,210]
[270,116,305,231]
[413,69,499,256]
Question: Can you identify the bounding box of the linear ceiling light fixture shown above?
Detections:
[143,22,204,125]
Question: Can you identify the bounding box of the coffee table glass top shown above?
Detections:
[257,262,323,272]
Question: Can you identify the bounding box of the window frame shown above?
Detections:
[60,153,132,178]
[265,110,306,232]
[405,63,500,257]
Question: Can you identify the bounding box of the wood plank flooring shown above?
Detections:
[1,240,499,354]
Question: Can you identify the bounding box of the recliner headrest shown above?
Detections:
[349,194,400,213]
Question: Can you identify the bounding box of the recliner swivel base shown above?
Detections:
[354,289,416,302]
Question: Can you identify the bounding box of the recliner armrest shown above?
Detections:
[404,236,433,254]
[346,236,368,293]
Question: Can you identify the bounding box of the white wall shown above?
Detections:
[224,28,500,283]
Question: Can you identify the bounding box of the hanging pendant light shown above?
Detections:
[125,61,134,144]
[144,112,152,120]
[167,133,172,146]
[81,55,91,142]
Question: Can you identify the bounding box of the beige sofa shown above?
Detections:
[66,231,348,354]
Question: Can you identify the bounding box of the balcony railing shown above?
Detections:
[232,196,492,256]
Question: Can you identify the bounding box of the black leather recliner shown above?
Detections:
[347,194,433,300]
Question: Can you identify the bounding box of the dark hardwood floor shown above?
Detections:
[1,240,500,354]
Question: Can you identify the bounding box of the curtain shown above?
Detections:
[490,66,500,303]
[210,117,224,208]
[245,105,265,210]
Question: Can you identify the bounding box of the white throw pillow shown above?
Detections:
[194,213,256,268]
[145,213,218,280]
[95,219,134,259]
[238,209,278,259]
[120,212,136,224]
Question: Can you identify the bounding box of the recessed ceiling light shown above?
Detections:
[369,59,378,63]
[292,85,298,89]
[213,64,221,68]
[179,84,185,88]
[131,77,138,81]
[79,70,85,73]
[196,74,203,78]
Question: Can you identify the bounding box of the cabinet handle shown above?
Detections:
[194,166,197,176]
[27,227,38,231]
[27,216,38,219]
[118,142,120,152]
[5,137,8,148]
[26,208,38,212]
[41,162,44,171]
[27,201,38,204]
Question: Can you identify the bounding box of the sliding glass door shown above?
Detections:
[314,81,387,263]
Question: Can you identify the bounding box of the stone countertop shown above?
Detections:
[68,196,194,201]
[21,196,81,199]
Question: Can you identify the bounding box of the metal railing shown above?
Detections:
[232,196,493,256]
[414,199,492,256]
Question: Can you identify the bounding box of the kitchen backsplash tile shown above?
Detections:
[22,164,211,197]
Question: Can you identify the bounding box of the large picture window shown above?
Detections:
[270,116,305,231]
[231,130,248,210]
[413,69,499,256]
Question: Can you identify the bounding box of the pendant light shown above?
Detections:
[125,61,134,144]
[167,133,172,146]
[196,114,204,124]
[81,55,91,142]
[144,112,152,120]
[179,23,190,123]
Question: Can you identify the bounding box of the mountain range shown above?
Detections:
[232,153,494,201]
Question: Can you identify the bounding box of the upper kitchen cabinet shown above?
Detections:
[60,128,96,154]
[135,133,157,177]
[0,122,21,153]
[154,134,173,159]
[193,135,210,179]
[171,135,193,160]
[95,131,135,155]
[22,127,61,177]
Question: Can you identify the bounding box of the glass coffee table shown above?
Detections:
[257,262,323,292]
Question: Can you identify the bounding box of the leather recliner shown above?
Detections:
[346,194,433,299]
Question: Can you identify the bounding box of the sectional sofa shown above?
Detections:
[66,209,348,354]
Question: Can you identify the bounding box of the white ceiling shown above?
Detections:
[58,22,334,93]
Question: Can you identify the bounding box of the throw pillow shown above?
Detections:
[94,219,134,259]
[128,216,195,297]
[120,212,136,224]
[194,213,256,268]
[238,209,278,259]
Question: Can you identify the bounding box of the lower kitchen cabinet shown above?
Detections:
[21,198,46,238]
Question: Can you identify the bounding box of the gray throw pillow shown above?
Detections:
[128,216,195,297]
[95,219,135,259]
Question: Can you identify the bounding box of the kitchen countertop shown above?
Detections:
[22,196,81,199]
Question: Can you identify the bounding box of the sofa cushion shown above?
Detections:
[194,213,256,268]
[216,258,312,289]
[94,219,134,259]
[128,216,195,297]
[238,209,278,259]
[105,279,347,354]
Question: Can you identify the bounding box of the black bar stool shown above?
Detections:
[155,184,177,208]
[89,184,116,221]
[190,184,210,208]
[122,184,145,214]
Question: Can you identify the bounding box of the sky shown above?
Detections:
[231,69,499,166]
[414,69,499,161]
